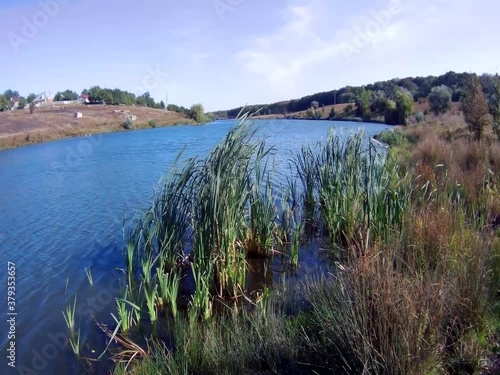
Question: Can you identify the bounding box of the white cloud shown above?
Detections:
[235,0,410,88]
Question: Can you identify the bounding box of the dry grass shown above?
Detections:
[0,104,193,150]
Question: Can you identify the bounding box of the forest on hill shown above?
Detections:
[213,71,500,125]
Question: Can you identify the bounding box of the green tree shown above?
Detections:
[3,89,19,102]
[428,85,452,114]
[489,79,500,140]
[17,97,27,109]
[88,86,105,102]
[160,100,166,109]
[343,104,354,116]
[355,88,372,118]
[0,95,9,111]
[329,106,336,120]
[462,75,492,141]
[384,100,398,125]
[26,93,36,103]
[190,104,206,123]
[54,90,78,101]
[394,87,414,125]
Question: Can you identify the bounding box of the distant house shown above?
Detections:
[33,92,53,106]
[77,95,90,104]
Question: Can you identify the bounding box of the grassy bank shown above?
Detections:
[0,104,195,150]
[68,113,499,374]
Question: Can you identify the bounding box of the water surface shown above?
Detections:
[0,119,389,374]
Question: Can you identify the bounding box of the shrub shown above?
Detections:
[148,119,157,128]
[428,85,453,114]
[123,116,134,130]
[29,102,36,115]
[329,106,336,120]
[190,104,206,124]
[462,75,492,141]
[415,111,425,123]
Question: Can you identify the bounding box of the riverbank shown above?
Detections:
[70,114,498,374]
[0,104,194,150]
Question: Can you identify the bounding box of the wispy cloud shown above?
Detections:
[235,0,408,88]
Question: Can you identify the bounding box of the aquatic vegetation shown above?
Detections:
[85,267,93,287]
[112,288,140,333]
[62,295,81,356]
[189,263,213,321]
[69,115,499,375]
[62,295,77,335]
[157,268,181,318]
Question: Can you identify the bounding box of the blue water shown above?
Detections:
[0,119,389,374]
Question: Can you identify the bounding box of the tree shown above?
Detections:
[462,75,492,141]
[311,101,319,110]
[26,93,36,103]
[88,86,105,102]
[384,100,398,125]
[329,106,336,120]
[394,87,414,125]
[3,89,19,102]
[343,104,354,116]
[160,100,166,109]
[489,78,500,140]
[190,104,206,123]
[29,102,36,115]
[54,90,78,101]
[0,95,9,111]
[428,85,452,114]
[17,97,27,109]
[355,87,372,117]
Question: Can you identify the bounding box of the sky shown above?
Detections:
[0,0,498,111]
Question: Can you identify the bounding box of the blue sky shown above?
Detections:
[0,0,498,111]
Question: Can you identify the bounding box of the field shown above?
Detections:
[0,104,193,150]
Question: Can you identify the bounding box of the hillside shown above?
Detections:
[0,104,193,150]
[212,71,498,123]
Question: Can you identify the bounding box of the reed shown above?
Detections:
[62,295,81,356]
[85,267,93,287]
[157,268,181,318]
[143,281,158,323]
[189,262,213,321]
[247,168,277,257]
[112,288,140,333]
[289,218,302,266]
[62,295,77,335]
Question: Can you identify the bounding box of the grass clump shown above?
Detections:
[77,113,499,375]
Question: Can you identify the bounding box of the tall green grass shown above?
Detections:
[295,131,412,251]
[104,119,499,375]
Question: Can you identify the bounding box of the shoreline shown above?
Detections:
[0,104,196,151]
[0,115,391,152]
[0,120,197,152]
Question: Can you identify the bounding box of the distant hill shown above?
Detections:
[211,71,498,122]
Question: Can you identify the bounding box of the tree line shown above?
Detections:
[213,71,500,126]
[0,87,211,124]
